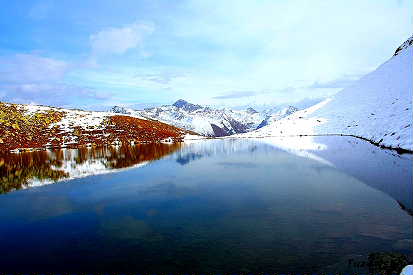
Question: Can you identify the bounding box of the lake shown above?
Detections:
[0,136,411,273]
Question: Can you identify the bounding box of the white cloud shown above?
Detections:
[0,54,68,83]
[0,82,111,108]
[163,0,412,106]
[0,54,110,108]
[90,21,155,56]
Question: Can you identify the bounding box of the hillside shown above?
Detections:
[0,102,189,153]
[241,35,413,152]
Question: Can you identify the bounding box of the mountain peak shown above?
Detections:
[172,99,202,112]
[172,99,189,108]
[394,35,413,56]
[246,107,258,114]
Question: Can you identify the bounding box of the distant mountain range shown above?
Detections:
[111,100,299,137]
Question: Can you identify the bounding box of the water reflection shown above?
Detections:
[237,136,412,215]
[0,137,411,273]
[0,143,181,194]
[310,136,413,215]
[176,152,204,165]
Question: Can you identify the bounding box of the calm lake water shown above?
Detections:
[0,137,411,273]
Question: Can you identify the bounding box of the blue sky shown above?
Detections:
[0,0,412,110]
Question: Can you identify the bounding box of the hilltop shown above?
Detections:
[0,102,190,153]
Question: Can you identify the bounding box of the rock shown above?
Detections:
[368,252,409,275]
[111,106,130,114]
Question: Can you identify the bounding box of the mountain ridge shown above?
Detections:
[112,100,299,137]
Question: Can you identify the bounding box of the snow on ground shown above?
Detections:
[22,103,111,131]
[55,110,109,131]
[236,36,413,151]
[22,104,148,133]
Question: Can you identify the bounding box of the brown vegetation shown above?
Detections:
[0,102,65,152]
[0,102,192,153]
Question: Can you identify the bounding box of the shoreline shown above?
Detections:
[4,133,412,154]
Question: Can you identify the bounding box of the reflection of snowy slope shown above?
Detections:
[233,136,412,215]
[27,149,149,187]
[15,143,182,190]
[309,136,412,215]
[255,136,333,166]
[176,139,277,165]
[240,36,413,151]
[53,149,150,180]
[29,161,149,187]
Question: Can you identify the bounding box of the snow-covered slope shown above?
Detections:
[256,106,299,129]
[113,100,298,137]
[240,35,413,151]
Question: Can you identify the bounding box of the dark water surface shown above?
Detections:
[0,137,411,273]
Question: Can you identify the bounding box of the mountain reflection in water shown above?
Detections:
[0,143,182,194]
[0,137,411,273]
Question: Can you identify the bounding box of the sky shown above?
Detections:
[0,0,412,110]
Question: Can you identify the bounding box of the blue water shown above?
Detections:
[0,137,411,273]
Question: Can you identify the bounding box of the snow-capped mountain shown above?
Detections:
[140,100,265,137]
[112,100,298,137]
[239,35,413,152]
[257,106,299,129]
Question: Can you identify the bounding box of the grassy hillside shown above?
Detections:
[0,102,191,153]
